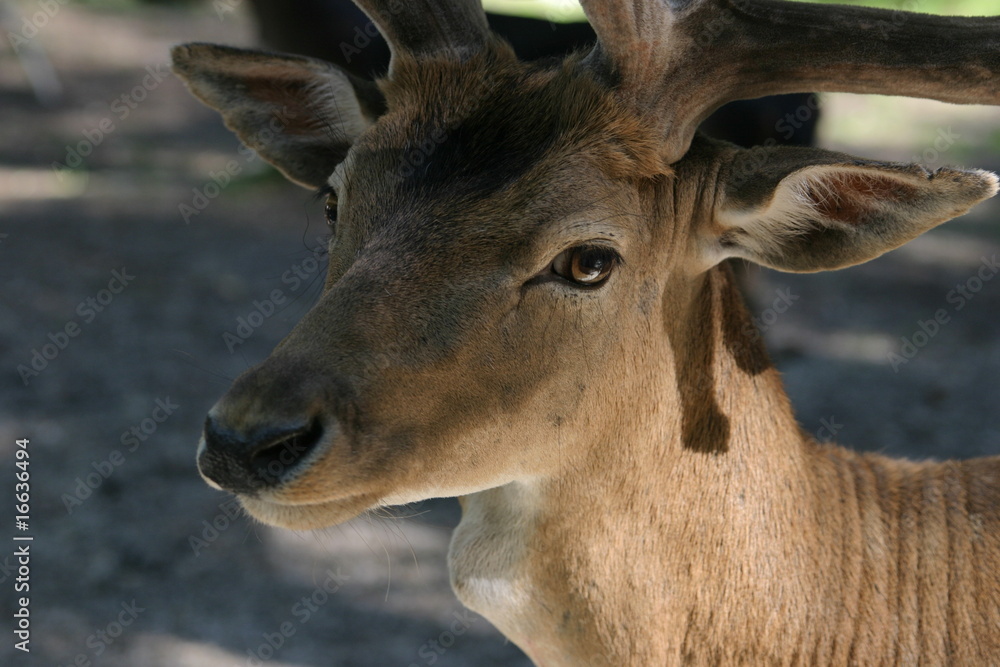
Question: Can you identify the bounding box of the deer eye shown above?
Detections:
[551,245,619,286]
[324,195,338,229]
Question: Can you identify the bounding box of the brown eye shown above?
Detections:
[324,195,338,229]
[551,245,619,286]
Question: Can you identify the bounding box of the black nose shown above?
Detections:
[198,416,325,493]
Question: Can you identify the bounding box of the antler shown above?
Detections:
[352,0,490,69]
[580,0,1000,163]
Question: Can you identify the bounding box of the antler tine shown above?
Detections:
[578,0,683,103]
[351,0,490,68]
[581,0,1000,164]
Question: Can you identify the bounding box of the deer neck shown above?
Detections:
[450,265,840,663]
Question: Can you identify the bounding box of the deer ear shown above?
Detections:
[705,145,998,272]
[171,43,385,189]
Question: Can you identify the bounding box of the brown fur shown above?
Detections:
[171,2,1000,664]
[458,265,1000,665]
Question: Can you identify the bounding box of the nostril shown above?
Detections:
[248,419,325,486]
[199,416,326,493]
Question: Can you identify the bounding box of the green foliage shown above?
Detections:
[482,0,998,21]
[790,0,997,16]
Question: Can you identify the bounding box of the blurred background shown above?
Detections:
[0,0,998,665]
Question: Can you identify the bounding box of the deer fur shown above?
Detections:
[450,265,1000,665]
[172,0,1000,663]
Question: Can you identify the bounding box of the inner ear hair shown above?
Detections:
[712,150,998,273]
[171,43,385,188]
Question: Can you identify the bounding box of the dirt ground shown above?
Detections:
[0,3,998,667]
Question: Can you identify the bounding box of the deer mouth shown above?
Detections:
[238,492,384,530]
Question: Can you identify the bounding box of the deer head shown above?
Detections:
[173,1,999,661]
[172,0,1000,524]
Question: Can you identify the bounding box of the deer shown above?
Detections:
[171,0,1000,663]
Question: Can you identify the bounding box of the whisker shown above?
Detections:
[171,348,236,387]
